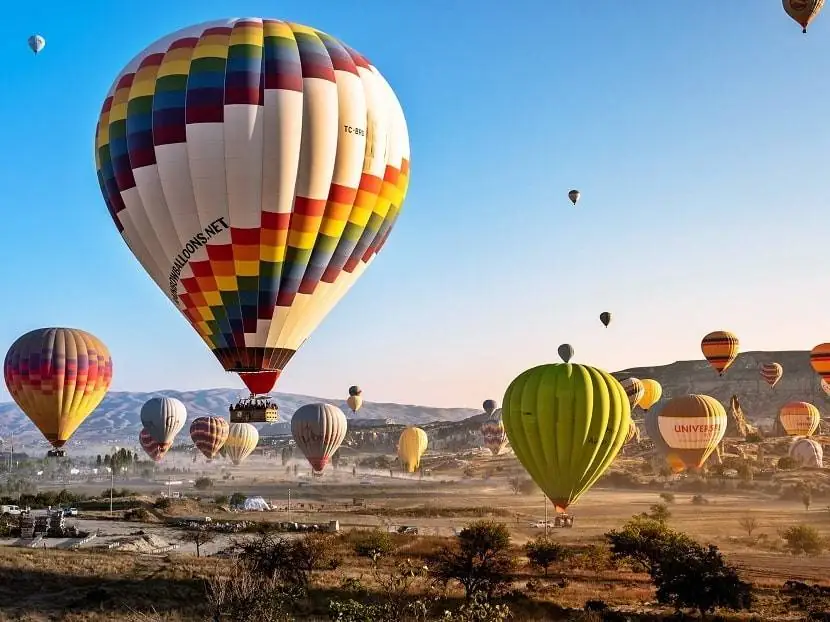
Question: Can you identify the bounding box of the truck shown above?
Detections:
[1,505,23,516]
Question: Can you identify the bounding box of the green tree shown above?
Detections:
[524,536,569,576]
[782,525,824,556]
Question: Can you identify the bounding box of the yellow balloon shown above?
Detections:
[778,401,820,436]
[656,394,726,470]
[397,426,428,472]
[224,423,259,465]
[638,379,663,412]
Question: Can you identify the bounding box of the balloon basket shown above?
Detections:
[229,395,280,423]
[553,514,574,528]
[46,449,66,458]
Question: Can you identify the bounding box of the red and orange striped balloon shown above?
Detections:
[701,331,740,376]
[760,362,783,388]
[190,416,229,460]
[139,427,170,462]
[810,343,830,383]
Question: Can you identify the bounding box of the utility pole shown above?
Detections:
[287,488,291,521]
[544,494,548,538]
[109,465,114,516]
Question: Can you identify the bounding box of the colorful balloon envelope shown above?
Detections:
[224,422,259,465]
[656,394,726,470]
[821,378,830,397]
[95,18,411,397]
[638,379,663,412]
[482,399,497,416]
[810,344,830,383]
[644,407,679,470]
[502,363,630,513]
[620,378,645,410]
[291,402,347,471]
[4,328,113,450]
[139,427,170,462]
[789,437,823,468]
[346,394,363,413]
[625,420,641,445]
[397,426,428,472]
[701,331,739,376]
[480,409,507,456]
[140,397,186,445]
[782,0,825,33]
[190,416,229,460]
[760,362,783,388]
[778,401,820,436]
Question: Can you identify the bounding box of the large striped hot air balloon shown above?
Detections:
[4,328,113,454]
[782,0,825,33]
[139,427,169,462]
[638,379,663,412]
[810,344,830,383]
[644,408,685,473]
[701,331,739,376]
[94,18,410,398]
[190,416,229,460]
[620,378,645,410]
[789,437,823,468]
[398,426,428,473]
[760,362,783,388]
[778,401,820,436]
[292,403,348,471]
[480,409,508,456]
[140,397,186,445]
[224,422,259,465]
[656,394,726,470]
[503,363,630,513]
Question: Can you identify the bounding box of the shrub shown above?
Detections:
[236,532,341,592]
[124,508,151,522]
[640,503,671,522]
[214,494,229,505]
[431,520,514,599]
[782,525,825,556]
[691,494,708,505]
[525,536,569,576]
[745,432,763,443]
[153,497,172,510]
[739,515,759,537]
[229,492,246,507]
[777,456,797,471]
[352,529,395,561]
[659,492,676,504]
[194,477,215,491]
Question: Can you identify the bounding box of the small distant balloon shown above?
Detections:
[348,385,362,397]
[28,34,45,55]
[760,362,783,389]
[599,311,611,327]
[557,343,574,363]
[568,190,580,205]
[701,330,740,376]
[482,399,497,416]
[782,0,825,33]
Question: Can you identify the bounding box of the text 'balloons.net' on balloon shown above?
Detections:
[140,396,187,446]
[502,363,630,513]
[292,402,348,472]
[95,18,411,397]
[655,394,727,471]
[4,328,113,449]
[701,331,740,376]
[398,426,428,472]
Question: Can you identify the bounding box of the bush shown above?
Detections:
[124,508,151,522]
[691,494,709,505]
[236,532,341,591]
[229,492,246,507]
[352,529,395,561]
[745,432,763,443]
[739,515,759,537]
[782,525,825,556]
[659,492,676,504]
[525,536,569,576]
[194,477,215,491]
[153,497,172,510]
[431,520,514,599]
[640,503,671,523]
[214,494,229,505]
[777,456,797,471]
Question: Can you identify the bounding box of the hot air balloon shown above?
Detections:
[502,363,630,512]
[599,312,611,327]
[760,362,783,389]
[656,394,726,470]
[398,426,428,472]
[480,408,507,456]
[348,386,362,397]
[95,18,411,398]
[190,416,229,460]
[291,403,348,471]
[558,344,574,363]
[810,344,830,384]
[645,408,685,474]
[224,422,259,465]
[701,331,740,376]
[638,379,663,412]
[482,399,497,416]
[28,35,45,55]
[620,378,645,410]
[140,397,186,445]
[783,0,825,33]
[625,420,641,445]
[139,427,169,462]
[821,378,830,397]
[778,401,820,436]
[4,328,113,457]
[568,190,580,205]
[347,394,363,414]
[789,437,823,468]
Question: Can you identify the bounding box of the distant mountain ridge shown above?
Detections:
[0,389,480,448]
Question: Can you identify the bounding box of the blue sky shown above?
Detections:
[0,1,828,407]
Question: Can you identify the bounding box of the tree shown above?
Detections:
[431,520,514,599]
[524,536,569,576]
[229,492,246,507]
[508,477,521,495]
[736,461,754,482]
[352,529,395,561]
[236,532,341,592]
[739,515,758,537]
[659,492,676,504]
[801,489,812,512]
[782,525,825,556]
[179,526,216,558]
[103,455,111,467]
[194,477,215,491]
[96,455,102,467]
[640,503,671,523]
[777,456,797,471]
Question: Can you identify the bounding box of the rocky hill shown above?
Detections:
[614,350,830,425]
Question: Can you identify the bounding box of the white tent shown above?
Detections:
[241,496,271,511]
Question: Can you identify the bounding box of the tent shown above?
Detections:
[241,496,270,511]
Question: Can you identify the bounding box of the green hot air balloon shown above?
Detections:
[502,363,630,513]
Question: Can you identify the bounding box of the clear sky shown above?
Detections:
[0,1,828,408]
